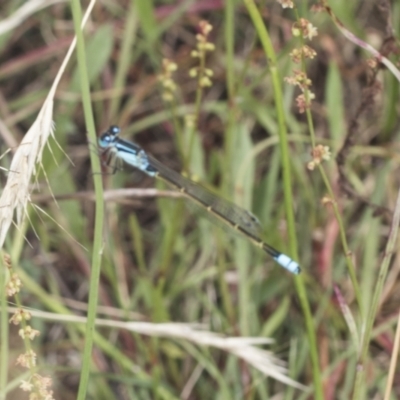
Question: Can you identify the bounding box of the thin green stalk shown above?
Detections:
[133,0,159,66]
[0,252,8,400]
[109,0,138,121]
[186,39,207,170]
[185,97,203,173]
[317,165,363,316]
[383,311,400,400]
[304,91,316,148]
[194,54,206,118]
[303,70,362,316]
[167,100,185,164]
[216,234,236,326]
[242,1,323,398]
[225,0,235,100]
[352,185,400,399]
[70,1,105,399]
[223,0,236,188]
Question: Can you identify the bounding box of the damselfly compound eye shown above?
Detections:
[110,125,120,135]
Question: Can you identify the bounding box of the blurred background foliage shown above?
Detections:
[1,0,400,399]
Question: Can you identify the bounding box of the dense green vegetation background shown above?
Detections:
[1,0,400,399]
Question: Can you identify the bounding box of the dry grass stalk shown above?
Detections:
[0,0,97,249]
[0,0,66,36]
[8,306,306,390]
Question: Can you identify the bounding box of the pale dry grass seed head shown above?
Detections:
[8,305,307,390]
[119,322,306,390]
[0,101,54,248]
[0,0,97,249]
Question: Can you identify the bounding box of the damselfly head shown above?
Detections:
[98,125,120,148]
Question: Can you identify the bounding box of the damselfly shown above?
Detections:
[98,125,300,274]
